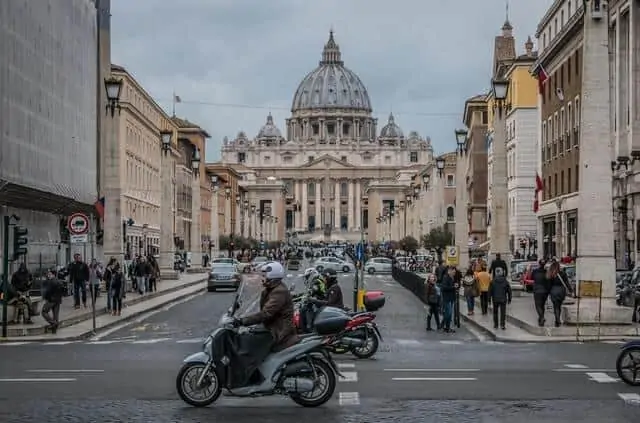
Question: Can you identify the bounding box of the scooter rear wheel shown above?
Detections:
[176,362,222,407]
[616,347,640,386]
[350,327,379,359]
[289,357,336,407]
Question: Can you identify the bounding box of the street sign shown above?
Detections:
[68,213,89,235]
[578,280,602,298]
[445,245,459,266]
[356,243,364,261]
[70,234,89,244]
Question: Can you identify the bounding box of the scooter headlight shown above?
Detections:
[203,336,213,355]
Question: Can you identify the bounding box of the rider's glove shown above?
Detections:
[231,317,243,327]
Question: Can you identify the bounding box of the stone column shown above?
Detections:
[491,107,510,265]
[348,182,354,230]
[235,200,241,236]
[190,174,202,267]
[337,118,342,142]
[301,180,308,232]
[315,180,321,229]
[319,118,324,139]
[103,113,124,266]
[574,1,618,305]
[210,188,219,258]
[455,152,469,270]
[354,119,360,139]
[224,196,231,235]
[160,152,177,279]
[334,180,340,229]
[355,180,361,229]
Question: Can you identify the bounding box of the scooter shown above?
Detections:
[176,283,343,407]
[616,339,640,386]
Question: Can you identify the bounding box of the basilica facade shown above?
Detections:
[220,31,432,241]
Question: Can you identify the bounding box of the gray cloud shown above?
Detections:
[111,0,554,160]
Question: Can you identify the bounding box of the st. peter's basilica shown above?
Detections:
[219,31,433,241]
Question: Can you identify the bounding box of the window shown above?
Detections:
[312,124,319,135]
[308,156,314,163]
[342,123,350,136]
[384,155,391,164]
[567,57,572,84]
[574,96,580,128]
[340,182,348,196]
[283,156,292,163]
[568,167,572,192]
[264,155,271,162]
[575,165,579,191]
[446,206,455,222]
[307,183,315,197]
[482,111,488,124]
[327,123,335,135]
[237,152,246,163]
[446,174,455,187]
[561,170,565,194]
[341,156,347,162]
[410,152,418,163]
[575,49,580,76]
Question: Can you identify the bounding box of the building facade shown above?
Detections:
[418,153,457,235]
[462,95,490,251]
[534,0,584,259]
[0,0,99,269]
[220,31,433,242]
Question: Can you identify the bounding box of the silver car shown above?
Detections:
[207,263,240,292]
[315,256,354,273]
[365,257,393,274]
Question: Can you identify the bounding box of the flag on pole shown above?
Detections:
[174,94,182,103]
[172,92,181,116]
[533,173,544,213]
[533,64,549,95]
[94,196,105,219]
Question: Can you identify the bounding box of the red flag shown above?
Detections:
[535,64,549,95]
[533,173,544,213]
[94,196,105,219]
[533,199,539,213]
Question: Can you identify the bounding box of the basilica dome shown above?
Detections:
[257,113,282,138]
[291,31,372,113]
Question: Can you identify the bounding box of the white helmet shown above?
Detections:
[261,261,285,281]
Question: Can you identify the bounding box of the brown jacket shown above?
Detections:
[240,281,297,349]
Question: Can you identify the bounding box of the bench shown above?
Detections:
[0,296,42,323]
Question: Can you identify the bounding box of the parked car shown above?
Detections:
[314,256,354,273]
[286,258,301,271]
[365,257,393,274]
[211,257,250,273]
[560,264,576,293]
[251,256,269,271]
[207,263,240,292]
[512,261,535,284]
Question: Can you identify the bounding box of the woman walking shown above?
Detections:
[110,262,124,316]
[462,268,479,315]
[547,260,573,327]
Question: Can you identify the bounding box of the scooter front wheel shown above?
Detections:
[351,327,379,359]
[616,347,640,386]
[176,362,222,407]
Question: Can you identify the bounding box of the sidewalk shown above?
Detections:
[0,272,208,341]
[462,296,640,342]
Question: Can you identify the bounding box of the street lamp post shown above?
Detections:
[158,128,178,279]
[490,77,510,266]
[103,77,125,266]
[210,175,220,258]
[455,128,470,270]
[190,148,202,267]
[250,204,256,239]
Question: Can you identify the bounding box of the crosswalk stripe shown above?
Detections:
[176,338,203,344]
[131,338,172,344]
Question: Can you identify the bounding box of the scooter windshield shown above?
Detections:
[231,276,299,320]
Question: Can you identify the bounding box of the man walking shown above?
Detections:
[440,266,458,333]
[489,267,512,330]
[42,270,65,333]
[68,254,89,309]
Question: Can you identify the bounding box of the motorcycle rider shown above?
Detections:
[303,268,326,299]
[232,262,298,351]
[310,268,344,309]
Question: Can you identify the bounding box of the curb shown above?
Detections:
[0,278,206,341]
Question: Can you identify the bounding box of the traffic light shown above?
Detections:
[12,225,28,260]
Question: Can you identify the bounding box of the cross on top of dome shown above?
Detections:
[320,29,343,65]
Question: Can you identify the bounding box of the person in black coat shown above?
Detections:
[547,260,573,327]
[489,253,508,278]
[532,259,550,326]
[42,270,65,332]
[440,267,458,333]
[488,267,512,330]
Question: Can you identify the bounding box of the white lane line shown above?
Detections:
[586,372,619,383]
[337,363,356,369]
[440,340,464,345]
[0,342,32,346]
[130,338,172,344]
[176,338,203,344]
[392,377,477,381]
[338,392,360,406]
[45,341,77,345]
[86,340,118,345]
[564,364,588,369]
[26,369,104,373]
[339,371,358,382]
[394,339,422,346]
[618,393,640,404]
[0,378,76,382]
[554,368,615,372]
[384,368,480,372]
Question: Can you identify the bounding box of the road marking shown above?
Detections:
[603,340,625,344]
[45,341,77,345]
[394,339,422,346]
[339,371,358,382]
[392,377,477,381]
[586,372,619,383]
[26,369,104,373]
[338,392,360,406]
[0,342,32,346]
[176,338,203,344]
[384,368,480,372]
[0,378,76,382]
[131,338,172,344]
[618,393,640,404]
[554,368,615,372]
[564,364,588,369]
[86,340,118,345]
[337,363,356,369]
[440,340,464,345]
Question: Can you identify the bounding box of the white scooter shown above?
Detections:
[176,282,344,407]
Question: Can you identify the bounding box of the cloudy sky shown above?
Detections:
[111,0,553,162]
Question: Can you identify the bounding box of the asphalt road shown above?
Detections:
[0,263,638,421]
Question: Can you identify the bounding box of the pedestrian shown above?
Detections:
[475,265,492,315]
[489,253,508,279]
[134,256,148,295]
[41,270,64,333]
[68,253,89,309]
[488,267,512,330]
[440,266,458,333]
[425,274,441,331]
[147,255,159,292]
[462,267,479,315]
[547,260,573,327]
[532,259,549,326]
[103,258,116,312]
[89,259,102,306]
[10,263,33,323]
[110,262,124,316]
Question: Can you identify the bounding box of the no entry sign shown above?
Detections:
[68,213,90,235]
